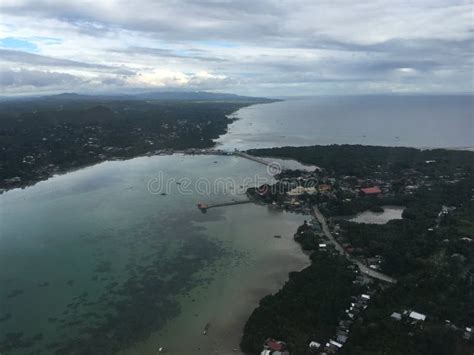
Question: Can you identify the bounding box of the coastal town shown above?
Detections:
[239,145,474,354]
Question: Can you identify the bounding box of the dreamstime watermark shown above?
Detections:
[147,161,319,196]
[266,161,282,176]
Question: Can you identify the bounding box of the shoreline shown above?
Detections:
[3,143,472,196]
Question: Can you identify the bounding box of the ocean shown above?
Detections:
[216,95,473,150]
[0,154,308,354]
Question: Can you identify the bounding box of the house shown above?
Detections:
[329,340,343,348]
[409,311,426,322]
[336,334,348,344]
[390,312,402,321]
[287,186,317,196]
[263,338,289,354]
[360,187,382,195]
[464,327,472,340]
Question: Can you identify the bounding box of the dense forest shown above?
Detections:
[0,95,272,190]
[248,144,474,178]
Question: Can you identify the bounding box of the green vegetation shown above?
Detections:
[245,145,474,354]
[342,319,470,355]
[248,145,474,178]
[241,250,357,354]
[0,96,272,190]
[294,230,318,251]
[336,208,474,354]
[369,206,384,213]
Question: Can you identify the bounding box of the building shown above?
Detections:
[287,186,317,196]
[390,312,402,321]
[360,186,382,195]
[409,311,426,322]
[309,341,321,350]
[262,338,289,355]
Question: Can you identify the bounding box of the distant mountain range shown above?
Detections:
[1,91,276,103]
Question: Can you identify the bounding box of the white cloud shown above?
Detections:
[128,69,227,88]
[397,67,417,75]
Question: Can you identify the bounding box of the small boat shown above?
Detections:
[203,322,211,335]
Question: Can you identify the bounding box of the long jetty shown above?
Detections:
[197,200,252,211]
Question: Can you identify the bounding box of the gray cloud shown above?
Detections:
[0,0,472,95]
[112,47,227,62]
[0,49,137,79]
[0,49,113,69]
[0,68,84,88]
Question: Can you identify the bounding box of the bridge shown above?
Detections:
[233,151,273,167]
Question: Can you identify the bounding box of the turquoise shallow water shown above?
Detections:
[0,154,308,355]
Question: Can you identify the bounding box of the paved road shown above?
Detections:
[312,206,397,284]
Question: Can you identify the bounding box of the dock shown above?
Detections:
[197,200,252,211]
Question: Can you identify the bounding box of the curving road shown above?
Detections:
[312,206,397,284]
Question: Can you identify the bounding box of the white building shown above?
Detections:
[409,311,426,322]
[390,312,402,321]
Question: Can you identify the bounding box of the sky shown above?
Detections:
[0,0,473,97]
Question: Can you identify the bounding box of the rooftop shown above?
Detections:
[360,186,382,195]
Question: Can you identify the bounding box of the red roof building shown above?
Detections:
[360,187,382,195]
[264,338,286,351]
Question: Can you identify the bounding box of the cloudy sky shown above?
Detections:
[0,0,473,96]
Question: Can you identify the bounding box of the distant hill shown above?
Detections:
[2,91,276,103]
[132,91,274,102]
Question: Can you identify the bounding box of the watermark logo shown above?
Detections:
[146,160,319,196]
[267,161,282,176]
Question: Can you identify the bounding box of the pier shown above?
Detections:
[197,200,252,211]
